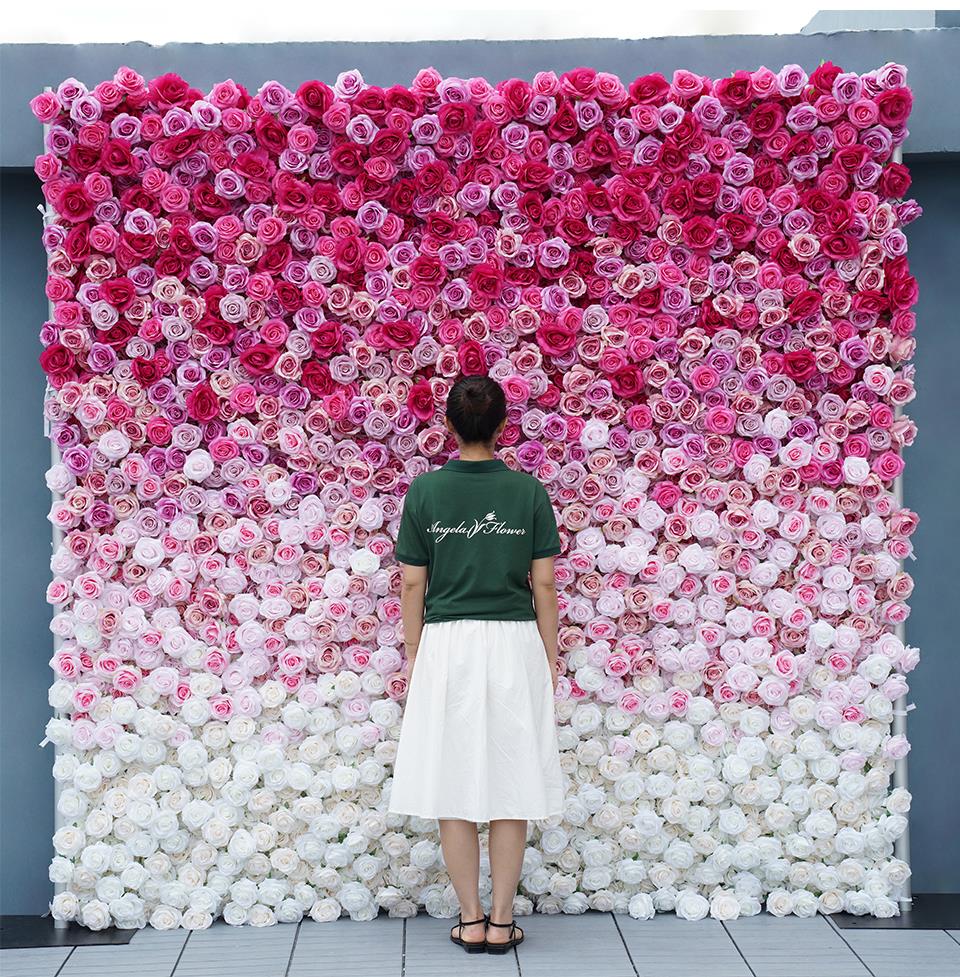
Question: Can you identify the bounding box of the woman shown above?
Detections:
[387,374,566,954]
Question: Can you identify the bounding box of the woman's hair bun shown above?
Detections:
[445,375,507,445]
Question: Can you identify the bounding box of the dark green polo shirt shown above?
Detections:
[394,457,562,624]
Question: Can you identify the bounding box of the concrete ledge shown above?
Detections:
[2,30,959,165]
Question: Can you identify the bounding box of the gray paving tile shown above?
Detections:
[288,917,402,977]
[514,911,634,977]
[949,931,960,946]
[58,932,187,977]
[725,914,870,977]
[839,928,960,977]
[405,912,518,977]
[616,912,751,977]
[171,921,297,977]
[0,946,73,977]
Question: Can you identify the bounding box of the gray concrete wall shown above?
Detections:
[1,37,958,912]
[898,158,960,894]
[0,169,55,915]
[2,29,960,163]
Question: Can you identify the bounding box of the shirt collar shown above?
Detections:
[441,458,508,473]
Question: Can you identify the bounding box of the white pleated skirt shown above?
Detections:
[388,618,565,822]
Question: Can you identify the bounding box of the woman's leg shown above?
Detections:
[438,818,485,942]
[487,818,527,944]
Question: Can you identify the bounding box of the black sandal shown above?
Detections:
[485,918,524,953]
[449,912,488,953]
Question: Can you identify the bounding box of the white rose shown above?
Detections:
[50,891,79,920]
[80,899,112,930]
[675,889,709,920]
[183,448,214,481]
[710,891,741,920]
[98,430,130,460]
[766,888,794,916]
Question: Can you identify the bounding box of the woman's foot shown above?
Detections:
[449,916,486,948]
[486,916,524,947]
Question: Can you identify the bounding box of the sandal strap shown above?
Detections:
[487,920,516,928]
[458,913,488,927]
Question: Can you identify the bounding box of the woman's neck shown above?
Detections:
[457,443,496,462]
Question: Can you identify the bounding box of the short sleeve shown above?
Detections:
[531,482,562,559]
[395,480,430,566]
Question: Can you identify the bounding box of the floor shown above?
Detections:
[2,910,960,977]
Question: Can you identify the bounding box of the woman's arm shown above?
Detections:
[531,556,559,692]
[400,562,428,681]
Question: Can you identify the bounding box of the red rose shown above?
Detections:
[876,87,913,126]
[747,101,785,138]
[438,102,476,134]
[185,382,220,422]
[407,380,435,422]
[255,113,288,156]
[301,361,335,396]
[610,364,645,398]
[274,174,311,214]
[690,173,722,210]
[783,349,817,382]
[608,178,651,222]
[501,77,534,118]
[191,182,231,219]
[410,255,445,287]
[367,320,418,351]
[132,354,169,385]
[57,183,94,223]
[717,214,757,248]
[560,67,598,100]
[788,289,822,322]
[101,138,137,176]
[714,71,755,109]
[239,343,281,377]
[834,145,870,174]
[296,80,335,118]
[273,281,303,313]
[629,73,669,105]
[535,322,577,357]
[683,215,718,251]
[457,340,487,375]
[148,72,201,109]
[39,343,75,378]
[821,233,859,260]
[515,160,553,189]
[810,61,843,95]
[881,162,912,199]
[467,263,504,300]
[309,321,344,358]
[330,143,363,176]
[547,102,579,142]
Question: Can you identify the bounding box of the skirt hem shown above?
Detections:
[388,807,564,822]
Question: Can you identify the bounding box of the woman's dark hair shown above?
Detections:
[445,375,507,445]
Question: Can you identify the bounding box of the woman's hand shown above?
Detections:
[550,666,558,696]
[404,645,418,684]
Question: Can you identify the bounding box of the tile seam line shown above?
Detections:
[52,945,76,977]
[609,911,640,977]
[823,913,878,977]
[719,919,758,977]
[168,929,191,977]
[947,930,960,948]
[283,919,302,977]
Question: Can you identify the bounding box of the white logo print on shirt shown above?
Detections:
[427,509,527,544]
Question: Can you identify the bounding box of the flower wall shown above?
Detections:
[32,62,921,929]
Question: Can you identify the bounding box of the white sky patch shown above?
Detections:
[0,3,830,45]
